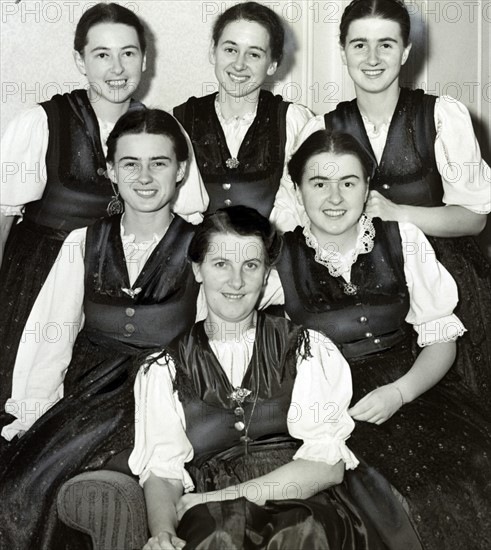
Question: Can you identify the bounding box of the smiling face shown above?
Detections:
[109,133,185,217]
[212,19,278,99]
[341,17,411,97]
[74,22,146,106]
[299,152,369,244]
[193,232,269,326]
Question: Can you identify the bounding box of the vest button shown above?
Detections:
[126,308,135,317]
[359,316,368,323]
[97,167,105,176]
[382,184,390,190]
[224,199,232,206]
[222,183,231,190]
[365,332,373,338]
[374,338,381,344]
[124,323,136,334]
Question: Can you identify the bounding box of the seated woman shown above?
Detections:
[128,206,421,550]
[173,1,312,230]
[0,109,201,550]
[275,130,491,549]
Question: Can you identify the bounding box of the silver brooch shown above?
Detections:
[121,287,142,299]
[225,158,240,169]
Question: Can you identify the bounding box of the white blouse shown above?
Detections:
[1,221,165,441]
[261,218,466,348]
[0,105,209,224]
[129,328,360,490]
[275,96,491,232]
[214,99,314,232]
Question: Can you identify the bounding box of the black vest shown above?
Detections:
[277,220,411,359]
[167,314,308,464]
[82,214,197,350]
[325,88,442,207]
[174,90,290,218]
[24,90,143,232]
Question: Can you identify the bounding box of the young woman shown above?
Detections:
[173,1,312,229]
[0,109,201,550]
[126,206,421,550]
[275,130,491,549]
[281,0,491,400]
[0,3,208,400]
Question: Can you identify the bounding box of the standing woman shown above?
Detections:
[286,0,491,399]
[0,3,207,398]
[0,109,201,550]
[173,1,312,229]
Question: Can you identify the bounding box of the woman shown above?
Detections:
[0,2,208,401]
[129,206,421,550]
[275,130,491,549]
[0,109,201,550]
[173,1,312,229]
[282,0,491,400]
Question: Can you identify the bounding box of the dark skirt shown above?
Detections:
[0,219,70,412]
[176,445,422,550]
[348,340,491,550]
[0,333,139,550]
[429,235,491,401]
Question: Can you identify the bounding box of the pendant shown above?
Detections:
[121,287,142,299]
[229,387,251,404]
[225,157,240,169]
[343,282,358,296]
[107,196,124,216]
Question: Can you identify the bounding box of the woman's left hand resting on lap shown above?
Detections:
[349,384,404,424]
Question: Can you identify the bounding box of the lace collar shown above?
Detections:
[120,214,171,249]
[215,96,257,128]
[302,214,376,278]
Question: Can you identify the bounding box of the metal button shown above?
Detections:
[124,323,136,334]
[382,184,390,190]
[222,183,231,190]
[97,167,105,176]
[374,338,381,344]
[365,332,373,338]
[359,316,368,323]
[224,199,232,206]
[125,308,135,317]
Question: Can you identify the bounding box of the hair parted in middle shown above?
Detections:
[212,1,285,65]
[288,130,375,187]
[189,205,282,267]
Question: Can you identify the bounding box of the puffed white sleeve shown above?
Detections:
[289,330,359,470]
[129,357,195,490]
[434,97,491,214]
[1,228,87,441]
[0,106,49,215]
[270,108,322,234]
[400,221,466,347]
[171,119,209,225]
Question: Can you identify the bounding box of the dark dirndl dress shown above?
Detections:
[324,87,491,402]
[162,314,422,550]
[276,223,491,550]
[0,215,198,550]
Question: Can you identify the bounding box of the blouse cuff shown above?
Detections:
[414,313,466,347]
[138,465,195,493]
[293,437,359,471]
[1,397,57,440]
[1,205,23,216]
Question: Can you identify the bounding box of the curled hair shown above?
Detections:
[106,108,188,164]
[212,1,284,65]
[189,206,282,268]
[340,0,411,47]
[288,130,375,187]
[74,2,147,54]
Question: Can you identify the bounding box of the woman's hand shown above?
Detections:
[348,384,403,424]
[365,190,405,222]
[176,493,206,521]
[143,531,186,550]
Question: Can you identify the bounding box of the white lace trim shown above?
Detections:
[302,214,376,278]
[215,97,257,129]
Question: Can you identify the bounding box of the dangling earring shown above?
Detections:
[107,179,124,216]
